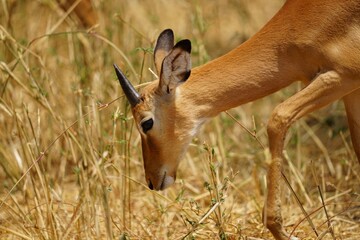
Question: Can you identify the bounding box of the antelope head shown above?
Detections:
[114,29,195,190]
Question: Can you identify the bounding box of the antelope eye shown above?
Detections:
[141,118,153,133]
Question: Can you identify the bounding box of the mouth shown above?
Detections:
[148,171,175,191]
[159,171,167,190]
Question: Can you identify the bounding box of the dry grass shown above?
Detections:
[1,0,360,239]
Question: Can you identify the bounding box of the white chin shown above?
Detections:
[160,176,175,190]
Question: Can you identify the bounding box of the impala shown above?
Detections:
[114,0,360,239]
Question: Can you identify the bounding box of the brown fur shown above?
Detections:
[57,0,97,27]
[123,0,360,239]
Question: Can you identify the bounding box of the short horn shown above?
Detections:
[113,64,140,107]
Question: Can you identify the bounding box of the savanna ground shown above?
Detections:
[1,0,360,239]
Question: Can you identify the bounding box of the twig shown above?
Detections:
[282,172,319,239]
[317,186,335,239]
[224,111,266,149]
[181,201,221,239]
[0,96,122,209]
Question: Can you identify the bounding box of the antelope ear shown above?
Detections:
[157,39,191,95]
[154,29,174,75]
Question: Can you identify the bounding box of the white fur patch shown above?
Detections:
[190,118,208,137]
[175,87,182,98]
[161,175,175,190]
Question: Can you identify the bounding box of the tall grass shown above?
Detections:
[1,0,359,239]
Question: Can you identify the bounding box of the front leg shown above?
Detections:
[264,157,291,240]
[265,95,297,240]
[264,71,359,239]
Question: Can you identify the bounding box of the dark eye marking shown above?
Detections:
[141,118,153,133]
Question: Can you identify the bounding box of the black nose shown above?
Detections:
[148,180,154,190]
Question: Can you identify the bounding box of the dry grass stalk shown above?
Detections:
[1,1,359,239]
